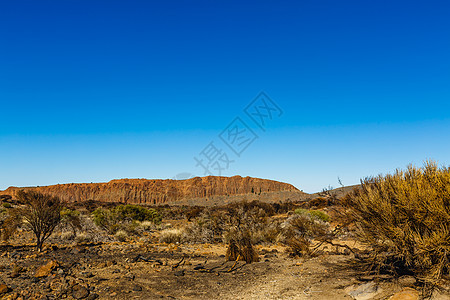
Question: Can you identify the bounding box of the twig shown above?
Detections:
[171,257,185,270]
[310,225,357,255]
[227,254,240,273]
[203,260,228,273]
[322,240,356,253]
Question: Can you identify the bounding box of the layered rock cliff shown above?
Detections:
[1,176,300,205]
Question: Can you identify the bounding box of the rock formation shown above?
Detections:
[1,176,300,205]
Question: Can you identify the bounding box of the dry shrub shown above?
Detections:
[0,195,12,202]
[78,215,114,243]
[281,214,329,257]
[346,161,450,283]
[51,212,113,245]
[284,214,328,239]
[227,200,275,217]
[159,228,183,244]
[75,232,89,244]
[181,200,300,246]
[251,220,283,245]
[182,222,215,243]
[139,220,156,231]
[60,231,75,241]
[219,202,273,263]
[226,240,240,261]
[178,200,319,251]
[185,206,204,221]
[0,208,22,242]
[240,238,259,263]
[115,230,128,242]
[306,197,332,209]
[224,228,259,263]
[286,237,311,257]
[182,203,255,244]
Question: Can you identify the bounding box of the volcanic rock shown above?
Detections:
[1,176,301,205]
[35,260,58,278]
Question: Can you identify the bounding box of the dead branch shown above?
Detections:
[171,257,185,270]
[227,254,241,272]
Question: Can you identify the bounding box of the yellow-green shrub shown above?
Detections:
[294,208,330,222]
[346,161,450,282]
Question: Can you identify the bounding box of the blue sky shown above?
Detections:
[1,1,449,192]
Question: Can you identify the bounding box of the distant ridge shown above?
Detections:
[0,176,304,205]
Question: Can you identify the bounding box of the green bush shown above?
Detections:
[115,204,162,223]
[346,161,450,283]
[60,208,82,235]
[92,207,110,229]
[308,210,330,222]
[294,208,308,215]
[61,208,80,218]
[294,208,330,222]
[92,204,161,234]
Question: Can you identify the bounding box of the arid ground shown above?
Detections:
[1,204,450,300]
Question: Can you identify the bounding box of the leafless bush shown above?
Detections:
[281,214,329,257]
[76,214,114,244]
[182,222,215,243]
[1,190,62,251]
[250,219,284,245]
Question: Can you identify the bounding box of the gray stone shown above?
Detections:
[72,285,90,299]
[86,293,99,300]
[346,282,382,300]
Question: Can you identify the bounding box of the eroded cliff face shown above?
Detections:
[1,176,299,205]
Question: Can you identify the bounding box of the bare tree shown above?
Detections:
[1,190,62,251]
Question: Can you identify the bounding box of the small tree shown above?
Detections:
[1,190,62,251]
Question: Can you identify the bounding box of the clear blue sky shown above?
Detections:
[1,1,449,193]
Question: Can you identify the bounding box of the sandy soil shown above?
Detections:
[2,241,449,300]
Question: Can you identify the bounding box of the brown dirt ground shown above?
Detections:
[2,240,450,300]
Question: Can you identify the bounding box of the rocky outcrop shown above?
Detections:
[1,176,299,205]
